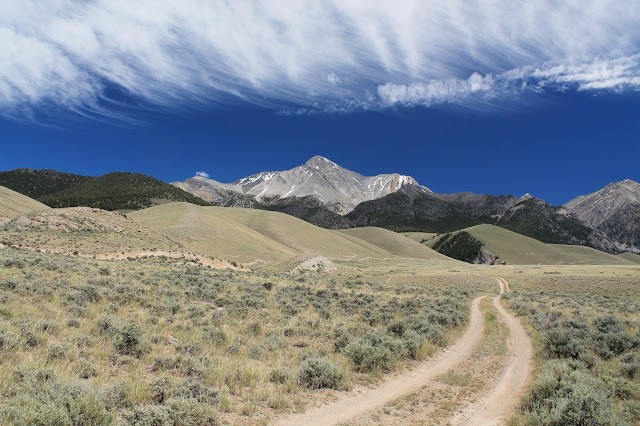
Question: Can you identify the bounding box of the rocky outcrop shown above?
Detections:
[476,248,506,265]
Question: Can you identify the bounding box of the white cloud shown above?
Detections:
[0,0,639,119]
[195,171,210,178]
[377,55,640,107]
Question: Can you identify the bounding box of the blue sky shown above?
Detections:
[1,1,639,205]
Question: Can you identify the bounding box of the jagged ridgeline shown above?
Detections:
[0,170,209,211]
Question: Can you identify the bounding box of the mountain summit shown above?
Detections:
[173,156,428,214]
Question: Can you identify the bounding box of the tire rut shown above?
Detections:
[451,277,532,425]
[275,296,486,426]
[273,277,532,426]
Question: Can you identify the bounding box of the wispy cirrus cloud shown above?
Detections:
[377,55,640,107]
[195,171,210,178]
[1,0,639,120]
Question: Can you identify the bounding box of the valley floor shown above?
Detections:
[0,247,638,425]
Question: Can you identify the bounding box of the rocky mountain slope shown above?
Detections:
[173,156,429,214]
[565,179,640,253]
[347,187,615,252]
[495,197,614,252]
[346,186,522,232]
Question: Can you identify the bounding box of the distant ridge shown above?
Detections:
[565,179,640,253]
[2,163,638,255]
[0,169,90,199]
[0,169,210,212]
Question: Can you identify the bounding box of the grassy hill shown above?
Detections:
[617,252,640,264]
[462,224,631,265]
[0,169,91,199]
[0,185,50,219]
[338,227,452,261]
[403,232,440,246]
[0,204,182,257]
[130,203,296,264]
[38,172,210,211]
[211,207,390,260]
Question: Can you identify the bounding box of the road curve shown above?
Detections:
[275,296,487,426]
[451,277,533,425]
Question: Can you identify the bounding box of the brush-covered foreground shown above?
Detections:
[501,267,640,425]
[0,250,491,425]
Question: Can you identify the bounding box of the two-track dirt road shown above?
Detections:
[451,277,533,425]
[275,277,532,426]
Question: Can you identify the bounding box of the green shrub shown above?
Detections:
[75,358,99,378]
[269,366,296,384]
[95,315,120,337]
[1,395,71,425]
[115,324,147,358]
[402,330,426,359]
[100,381,131,410]
[47,342,69,360]
[342,340,393,372]
[151,355,203,377]
[523,359,621,425]
[3,368,113,426]
[122,404,172,425]
[0,327,18,351]
[166,397,220,425]
[298,357,343,389]
[620,354,640,379]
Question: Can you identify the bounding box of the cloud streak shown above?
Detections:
[1,0,639,119]
[377,55,640,107]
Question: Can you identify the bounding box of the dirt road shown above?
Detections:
[451,277,532,425]
[275,277,532,426]
[275,296,486,426]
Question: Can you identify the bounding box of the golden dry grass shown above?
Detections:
[0,185,49,219]
[338,227,452,261]
[463,224,632,265]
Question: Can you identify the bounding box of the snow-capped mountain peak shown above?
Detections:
[173,156,430,214]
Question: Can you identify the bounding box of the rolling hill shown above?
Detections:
[403,232,440,246]
[460,224,632,265]
[0,206,182,257]
[338,227,452,261]
[617,252,640,264]
[0,185,50,220]
[210,207,391,259]
[129,203,296,263]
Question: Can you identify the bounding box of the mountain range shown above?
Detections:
[172,156,637,254]
[1,157,637,254]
